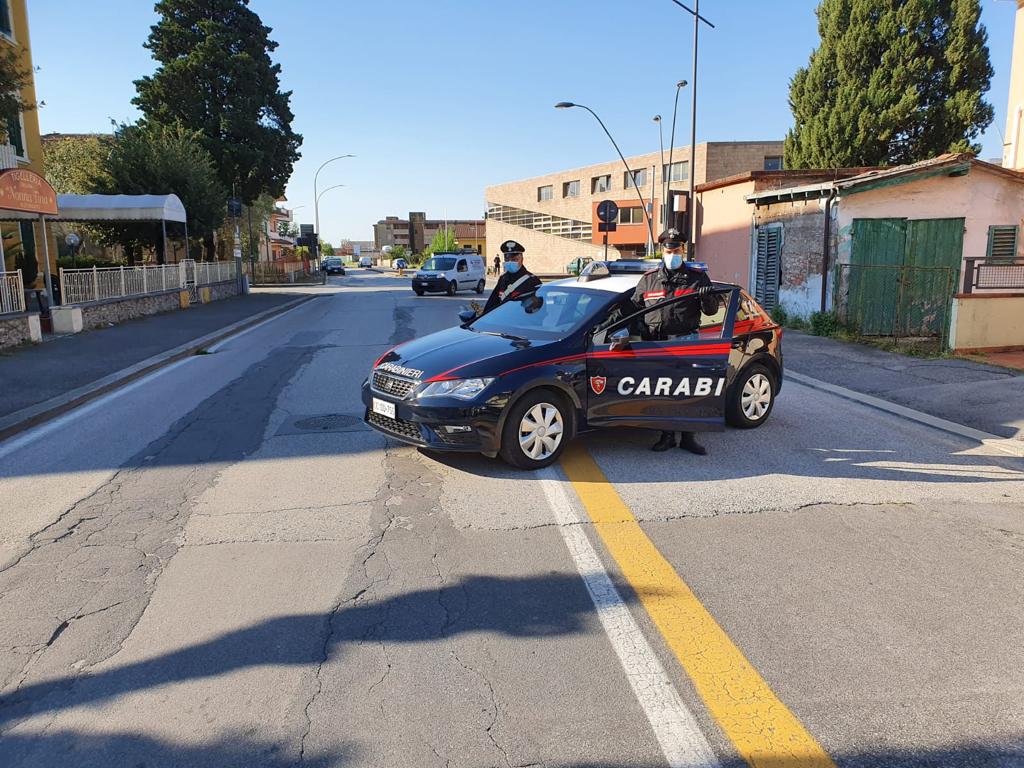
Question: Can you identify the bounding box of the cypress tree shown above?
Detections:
[785,0,993,168]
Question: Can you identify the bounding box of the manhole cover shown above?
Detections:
[277,414,368,436]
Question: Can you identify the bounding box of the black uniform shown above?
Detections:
[484,267,542,313]
[629,263,717,339]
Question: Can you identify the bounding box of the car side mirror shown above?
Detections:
[609,327,630,351]
[458,309,477,325]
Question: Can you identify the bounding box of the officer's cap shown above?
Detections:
[500,240,525,257]
[658,228,684,247]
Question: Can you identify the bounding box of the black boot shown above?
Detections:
[650,431,677,452]
[679,432,707,456]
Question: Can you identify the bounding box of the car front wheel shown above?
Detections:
[475,279,485,294]
[726,363,776,428]
[499,391,570,470]
[446,280,458,296]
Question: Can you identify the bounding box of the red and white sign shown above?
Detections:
[590,376,607,395]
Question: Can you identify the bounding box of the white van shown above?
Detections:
[358,255,374,268]
[412,252,486,296]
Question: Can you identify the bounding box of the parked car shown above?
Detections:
[411,253,486,296]
[359,256,374,268]
[364,264,782,469]
[394,258,408,270]
[565,256,593,276]
[323,257,346,275]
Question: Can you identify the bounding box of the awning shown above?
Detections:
[0,193,187,223]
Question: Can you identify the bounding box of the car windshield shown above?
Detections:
[422,257,456,271]
[470,285,606,340]
[324,257,341,264]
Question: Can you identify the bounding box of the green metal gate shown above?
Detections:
[846,217,962,339]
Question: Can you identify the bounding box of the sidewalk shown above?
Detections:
[0,291,311,431]
[784,332,1024,440]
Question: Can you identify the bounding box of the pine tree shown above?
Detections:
[133,0,302,257]
[785,0,993,168]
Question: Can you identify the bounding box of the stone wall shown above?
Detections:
[208,279,240,301]
[0,313,35,349]
[75,280,238,331]
[754,199,832,317]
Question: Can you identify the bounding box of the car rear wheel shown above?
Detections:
[500,391,570,470]
[726,364,776,428]
[446,280,458,296]
[475,279,485,294]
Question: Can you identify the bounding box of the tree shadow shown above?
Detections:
[0,573,633,729]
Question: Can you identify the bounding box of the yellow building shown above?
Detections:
[1,0,55,289]
[1004,1,1024,169]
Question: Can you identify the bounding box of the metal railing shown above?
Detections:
[193,260,238,285]
[961,257,1024,294]
[59,264,184,305]
[0,270,25,315]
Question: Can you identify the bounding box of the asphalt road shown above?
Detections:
[1,269,1021,768]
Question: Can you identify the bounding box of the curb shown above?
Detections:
[787,370,1024,458]
[0,295,317,444]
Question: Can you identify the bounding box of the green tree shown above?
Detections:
[89,122,227,263]
[785,0,994,168]
[0,44,34,132]
[427,227,459,255]
[42,135,110,194]
[319,240,335,256]
[133,0,302,257]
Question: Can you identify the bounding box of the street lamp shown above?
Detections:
[667,0,714,258]
[653,115,664,240]
[316,184,345,206]
[555,102,656,253]
[665,80,688,249]
[313,154,355,247]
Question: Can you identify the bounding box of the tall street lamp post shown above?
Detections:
[653,114,664,240]
[555,102,656,254]
[315,185,346,251]
[665,80,687,245]
[668,0,714,258]
[314,154,355,261]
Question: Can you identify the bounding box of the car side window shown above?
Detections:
[457,260,468,273]
[599,293,728,343]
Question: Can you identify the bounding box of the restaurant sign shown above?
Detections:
[0,169,58,216]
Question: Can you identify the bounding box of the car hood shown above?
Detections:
[375,326,555,383]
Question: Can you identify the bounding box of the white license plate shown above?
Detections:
[372,398,396,419]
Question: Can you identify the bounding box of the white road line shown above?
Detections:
[206,296,319,352]
[538,468,720,768]
[0,358,195,460]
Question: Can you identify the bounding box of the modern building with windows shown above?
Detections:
[485,141,784,275]
[373,213,486,255]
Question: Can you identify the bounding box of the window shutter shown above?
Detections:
[986,225,1018,264]
[755,226,781,309]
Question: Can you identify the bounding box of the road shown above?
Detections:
[1,269,1022,768]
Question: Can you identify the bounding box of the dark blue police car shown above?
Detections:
[363,263,783,469]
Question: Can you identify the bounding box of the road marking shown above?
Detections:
[559,445,836,768]
[0,358,194,460]
[787,371,1024,458]
[538,468,720,768]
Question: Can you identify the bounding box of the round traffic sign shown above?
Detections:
[596,200,619,223]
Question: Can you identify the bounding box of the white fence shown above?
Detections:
[59,261,238,305]
[0,270,25,315]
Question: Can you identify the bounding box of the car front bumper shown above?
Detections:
[412,277,450,292]
[361,381,503,454]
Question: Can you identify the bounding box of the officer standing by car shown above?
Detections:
[484,240,543,313]
[631,228,718,455]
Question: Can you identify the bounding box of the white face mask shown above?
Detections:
[663,251,683,270]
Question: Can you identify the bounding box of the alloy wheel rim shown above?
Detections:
[519,403,564,460]
[741,373,772,420]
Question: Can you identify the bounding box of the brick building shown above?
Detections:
[484,141,784,275]
[373,213,486,255]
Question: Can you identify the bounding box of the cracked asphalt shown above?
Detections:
[1,270,1022,767]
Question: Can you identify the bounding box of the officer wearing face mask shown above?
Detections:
[629,228,718,455]
[484,240,543,313]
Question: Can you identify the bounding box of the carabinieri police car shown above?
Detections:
[362,262,783,469]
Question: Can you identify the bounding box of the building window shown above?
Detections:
[563,180,579,198]
[591,174,611,194]
[537,185,553,202]
[624,168,647,189]
[0,1,12,39]
[764,156,784,171]
[618,207,646,225]
[662,161,688,183]
[986,225,1019,264]
[5,111,25,158]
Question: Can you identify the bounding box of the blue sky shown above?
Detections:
[30,0,1018,243]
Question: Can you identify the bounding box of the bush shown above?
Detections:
[809,310,839,337]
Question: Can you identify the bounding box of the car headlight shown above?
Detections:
[418,377,495,400]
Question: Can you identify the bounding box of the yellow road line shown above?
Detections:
[559,444,836,768]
